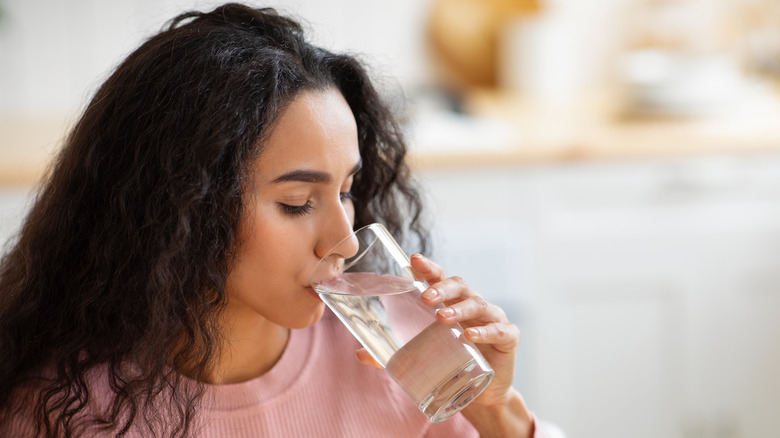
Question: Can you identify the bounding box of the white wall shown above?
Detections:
[0,0,435,117]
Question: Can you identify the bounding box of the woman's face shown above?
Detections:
[225,88,361,329]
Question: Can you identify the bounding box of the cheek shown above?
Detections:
[232,210,287,280]
[228,220,297,298]
[243,219,292,268]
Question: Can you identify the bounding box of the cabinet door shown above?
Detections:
[530,158,780,438]
[536,277,680,438]
[420,155,780,438]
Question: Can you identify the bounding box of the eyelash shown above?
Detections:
[280,192,354,217]
[280,202,313,216]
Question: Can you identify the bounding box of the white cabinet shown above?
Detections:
[418,154,780,438]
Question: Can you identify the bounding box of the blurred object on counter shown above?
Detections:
[619,49,777,117]
[498,0,633,106]
[625,0,740,54]
[404,89,518,156]
[738,0,780,82]
[426,0,541,93]
[618,0,780,118]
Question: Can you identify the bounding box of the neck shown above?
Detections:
[197,303,291,385]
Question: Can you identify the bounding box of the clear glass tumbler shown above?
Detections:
[310,223,495,423]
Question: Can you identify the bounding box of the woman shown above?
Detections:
[0,3,541,437]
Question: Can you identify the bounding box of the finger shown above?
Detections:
[436,295,507,325]
[410,254,446,285]
[355,348,383,370]
[464,322,521,353]
[421,276,478,306]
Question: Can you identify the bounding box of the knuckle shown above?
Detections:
[471,295,489,311]
[509,324,522,342]
[450,275,467,287]
[451,276,468,287]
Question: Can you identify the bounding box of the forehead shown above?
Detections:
[253,88,360,180]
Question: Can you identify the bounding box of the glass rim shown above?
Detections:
[309,222,411,288]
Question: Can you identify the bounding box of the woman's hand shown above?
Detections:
[355,253,535,437]
[355,253,521,404]
[414,254,535,437]
[410,254,519,408]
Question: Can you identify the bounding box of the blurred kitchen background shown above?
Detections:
[3,0,780,436]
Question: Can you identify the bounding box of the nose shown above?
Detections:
[311,201,359,288]
[314,199,359,261]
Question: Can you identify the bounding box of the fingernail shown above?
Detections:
[466,328,481,339]
[439,307,455,318]
[411,254,424,261]
[421,288,438,300]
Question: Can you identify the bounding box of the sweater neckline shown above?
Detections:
[198,321,318,411]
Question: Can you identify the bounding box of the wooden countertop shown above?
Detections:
[4,90,780,185]
[0,114,74,185]
[408,90,780,169]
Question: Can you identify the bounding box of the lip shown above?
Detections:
[306,286,322,302]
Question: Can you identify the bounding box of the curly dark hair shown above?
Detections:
[0,3,428,436]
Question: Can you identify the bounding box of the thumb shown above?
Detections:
[355,348,383,370]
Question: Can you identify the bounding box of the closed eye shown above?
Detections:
[279,201,313,216]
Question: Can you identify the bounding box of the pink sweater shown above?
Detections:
[6,311,542,437]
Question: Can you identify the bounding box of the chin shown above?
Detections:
[286,303,326,329]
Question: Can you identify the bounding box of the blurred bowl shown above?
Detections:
[621,50,748,116]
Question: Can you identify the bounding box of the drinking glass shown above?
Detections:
[310,223,494,423]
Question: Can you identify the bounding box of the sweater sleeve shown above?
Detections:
[424,413,479,437]
[424,412,548,438]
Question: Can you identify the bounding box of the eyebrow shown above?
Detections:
[272,160,362,184]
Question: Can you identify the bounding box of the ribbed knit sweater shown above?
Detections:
[6,310,541,437]
[191,310,480,437]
